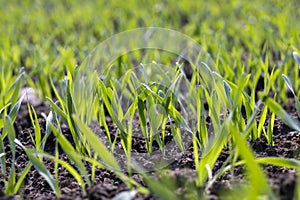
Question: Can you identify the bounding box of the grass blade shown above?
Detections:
[260,93,300,132]
[223,80,233,108]
[282,74,300,118]
[27,104,41,149]
[282,74,295,96]
[293,51,300,67]
[33,150,86,193]
[4,116,16,161]
[13,163,32,194]
[197,124,228,185]
[46,97,68,121]
[9,92,25,123]
[5,165,16,194]
[0,103,11,128]
[15,139,61,197]
[47,122,91,187]
[266,110,275,145]
[257,104,268,138]
[73,116,121,172]
[230,123,273,198]
[256,157,300,169]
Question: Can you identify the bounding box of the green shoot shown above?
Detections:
[15,139,61,197]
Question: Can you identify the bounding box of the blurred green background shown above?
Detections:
[0,0,300,98]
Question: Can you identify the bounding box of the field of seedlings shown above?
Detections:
[1,0,300,199]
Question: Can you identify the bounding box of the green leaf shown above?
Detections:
[266,110,275,145]
[230,123,273,198]
[293,51,300,67]
[99,104,112,143]
[4,68,24,106]
[5,165,16,194]
[282,74,295,96]
[42,111,54,149]
[4,115,16,161]
[98,80,126,133]
[169,118,184,151]
[15,139,60,196]
[13,163,32,194]
[27,104,41,149]
[47,122,91,187]
[73,116,121,171]
[46,97,68,121]
[33,150,86,192]
[257,104,268,138]
[260,93,300,132]
[0,103,11,115]
[282,74,300,118]
[147,95,162,135]
[197,124,228,185]
[256,157,300,169]
[137,97,147,128]
[223,80,232,108]
[8,93,25,123]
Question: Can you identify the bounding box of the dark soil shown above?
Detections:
[0,97,299,200]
